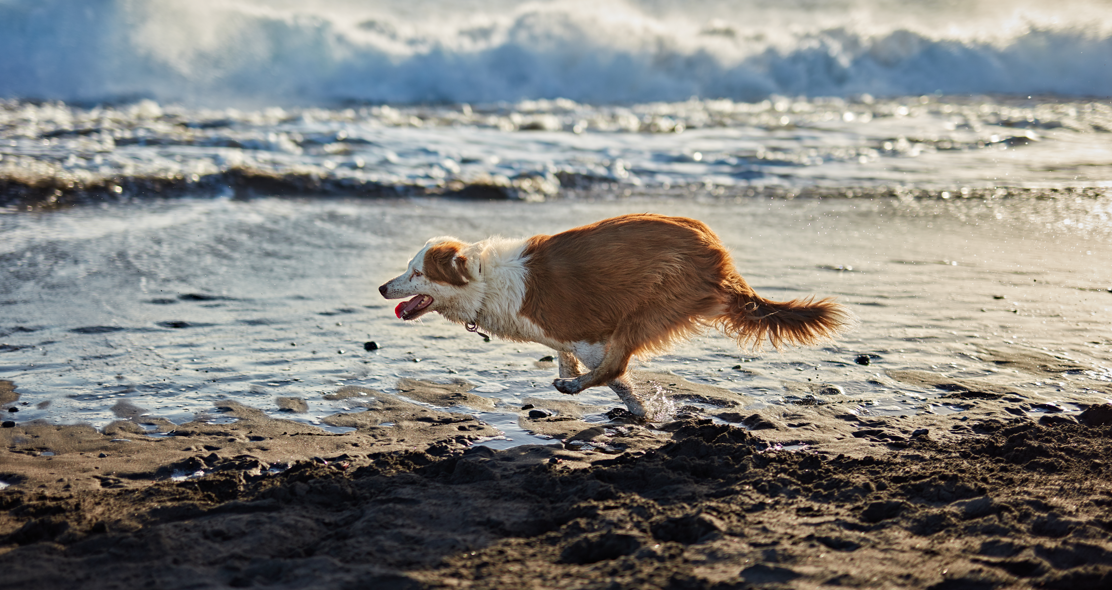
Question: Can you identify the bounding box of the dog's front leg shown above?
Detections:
[553,341,632,396]
[557,352,583,379]
[553,377,584,394]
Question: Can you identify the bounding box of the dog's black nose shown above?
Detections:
[378,284,388,297]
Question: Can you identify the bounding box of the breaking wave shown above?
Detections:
[1,0,1111,106]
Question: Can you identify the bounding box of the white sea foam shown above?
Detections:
[1,0,1110,106]
[5,95,1112,199]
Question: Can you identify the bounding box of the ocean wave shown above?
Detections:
[3,95,1110,210]
[5,162,1107,214]
[1,0,1110,106]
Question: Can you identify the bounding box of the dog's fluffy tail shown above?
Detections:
[714,276,851,351]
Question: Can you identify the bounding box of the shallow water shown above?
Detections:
[2,195,1109,444]
[3,97,1111,213]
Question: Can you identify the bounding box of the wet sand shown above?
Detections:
[2,195,1112,588]
[3,363,1112,589]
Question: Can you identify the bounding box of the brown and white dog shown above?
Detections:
[379,213,849,416]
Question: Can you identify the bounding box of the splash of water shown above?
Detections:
[641,381,678,423]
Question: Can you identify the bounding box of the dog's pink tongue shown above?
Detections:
[395,295,432,319]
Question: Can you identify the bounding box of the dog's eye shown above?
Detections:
[412,270,423,278]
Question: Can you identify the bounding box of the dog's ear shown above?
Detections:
[423,241,472,286]
[453,253,470,281]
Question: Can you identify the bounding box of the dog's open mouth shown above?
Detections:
[395,294,434,320]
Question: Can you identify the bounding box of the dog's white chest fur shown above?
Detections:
[442,237,565,350]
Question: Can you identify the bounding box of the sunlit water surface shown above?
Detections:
[2,195,1109,446]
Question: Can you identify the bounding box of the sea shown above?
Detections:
[3,0,1112,202]
[1,0,1110,444]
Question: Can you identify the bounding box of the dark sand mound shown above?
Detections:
[3,414,1111,589]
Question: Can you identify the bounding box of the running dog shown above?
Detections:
[379,213,849,415]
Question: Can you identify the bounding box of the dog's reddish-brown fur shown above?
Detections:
[520,213,848,390]
[423,240,471,286]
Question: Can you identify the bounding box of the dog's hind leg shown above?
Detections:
[558,352,584,378]
[608,375,647,416]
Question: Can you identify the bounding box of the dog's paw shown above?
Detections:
[553,378,583,395]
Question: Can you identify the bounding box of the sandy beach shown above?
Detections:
[2,372,1112,589]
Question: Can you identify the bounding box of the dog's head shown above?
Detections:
[379,237,474,321]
